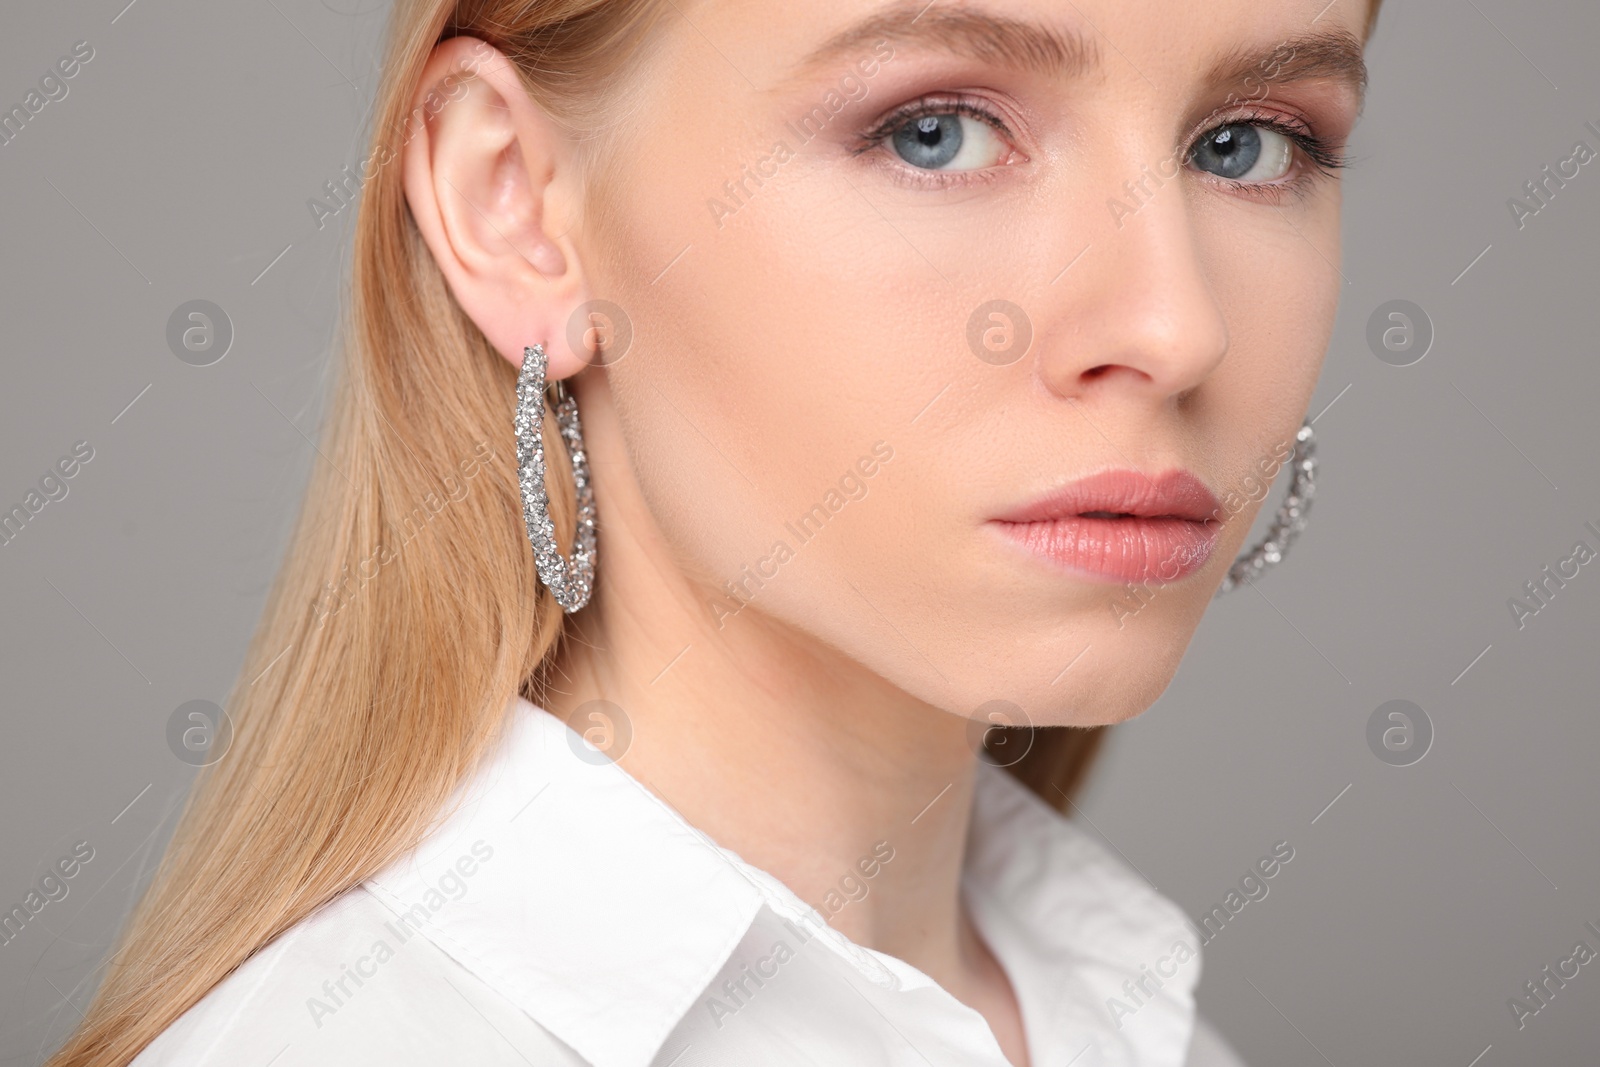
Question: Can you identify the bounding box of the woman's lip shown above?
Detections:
[989,469,1222,584]
[991,468,1222,524]
[991,515,1220,583]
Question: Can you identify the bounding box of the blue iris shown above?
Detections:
[1190,124,1262,180]
[893,114,964,169]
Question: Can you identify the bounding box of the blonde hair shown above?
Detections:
[45,0,1384,1059]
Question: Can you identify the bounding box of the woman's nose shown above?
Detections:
[1036,173,1231,404]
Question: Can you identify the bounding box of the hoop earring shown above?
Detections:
[515,343,597,613]
[1215,421,1316,596]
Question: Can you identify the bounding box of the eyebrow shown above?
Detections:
[1205,29,1369,104]
[788,3,1101,84]
[787,5,1367,104]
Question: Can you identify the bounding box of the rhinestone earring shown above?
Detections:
[514,343,597,613]
[1215,421,1316,596]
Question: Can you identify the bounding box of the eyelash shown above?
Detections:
[1200,113,1350,199]
[854,93,1349,198]
[850,94,1015,188]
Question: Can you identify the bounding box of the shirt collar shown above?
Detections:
[964,758,1201,1064]
[365,697,1199,1067]
[366,696,766,1067]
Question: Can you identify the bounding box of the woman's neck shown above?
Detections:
[546,573,980,973]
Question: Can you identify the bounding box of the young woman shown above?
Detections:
[47,0,1380,1063]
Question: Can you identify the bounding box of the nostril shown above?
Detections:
[1078,363,1155,386]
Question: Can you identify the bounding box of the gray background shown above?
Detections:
[1,0,1596,1064]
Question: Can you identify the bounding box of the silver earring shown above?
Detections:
[515,343,597,613]
[1215,421,1316,596]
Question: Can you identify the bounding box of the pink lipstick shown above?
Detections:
[990,469,1222,584]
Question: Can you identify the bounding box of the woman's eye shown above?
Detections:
[1188,123,1295,182]
[888,111,1010,172]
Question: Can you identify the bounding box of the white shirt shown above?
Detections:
[133,696,1246,1066]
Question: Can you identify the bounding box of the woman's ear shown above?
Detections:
[401,37,595,380]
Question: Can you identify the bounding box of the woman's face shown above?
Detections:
[572,0,1368,726]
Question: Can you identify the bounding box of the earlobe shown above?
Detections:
[401,36,592,381]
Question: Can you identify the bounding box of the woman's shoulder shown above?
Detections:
[130,885,582,1066]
